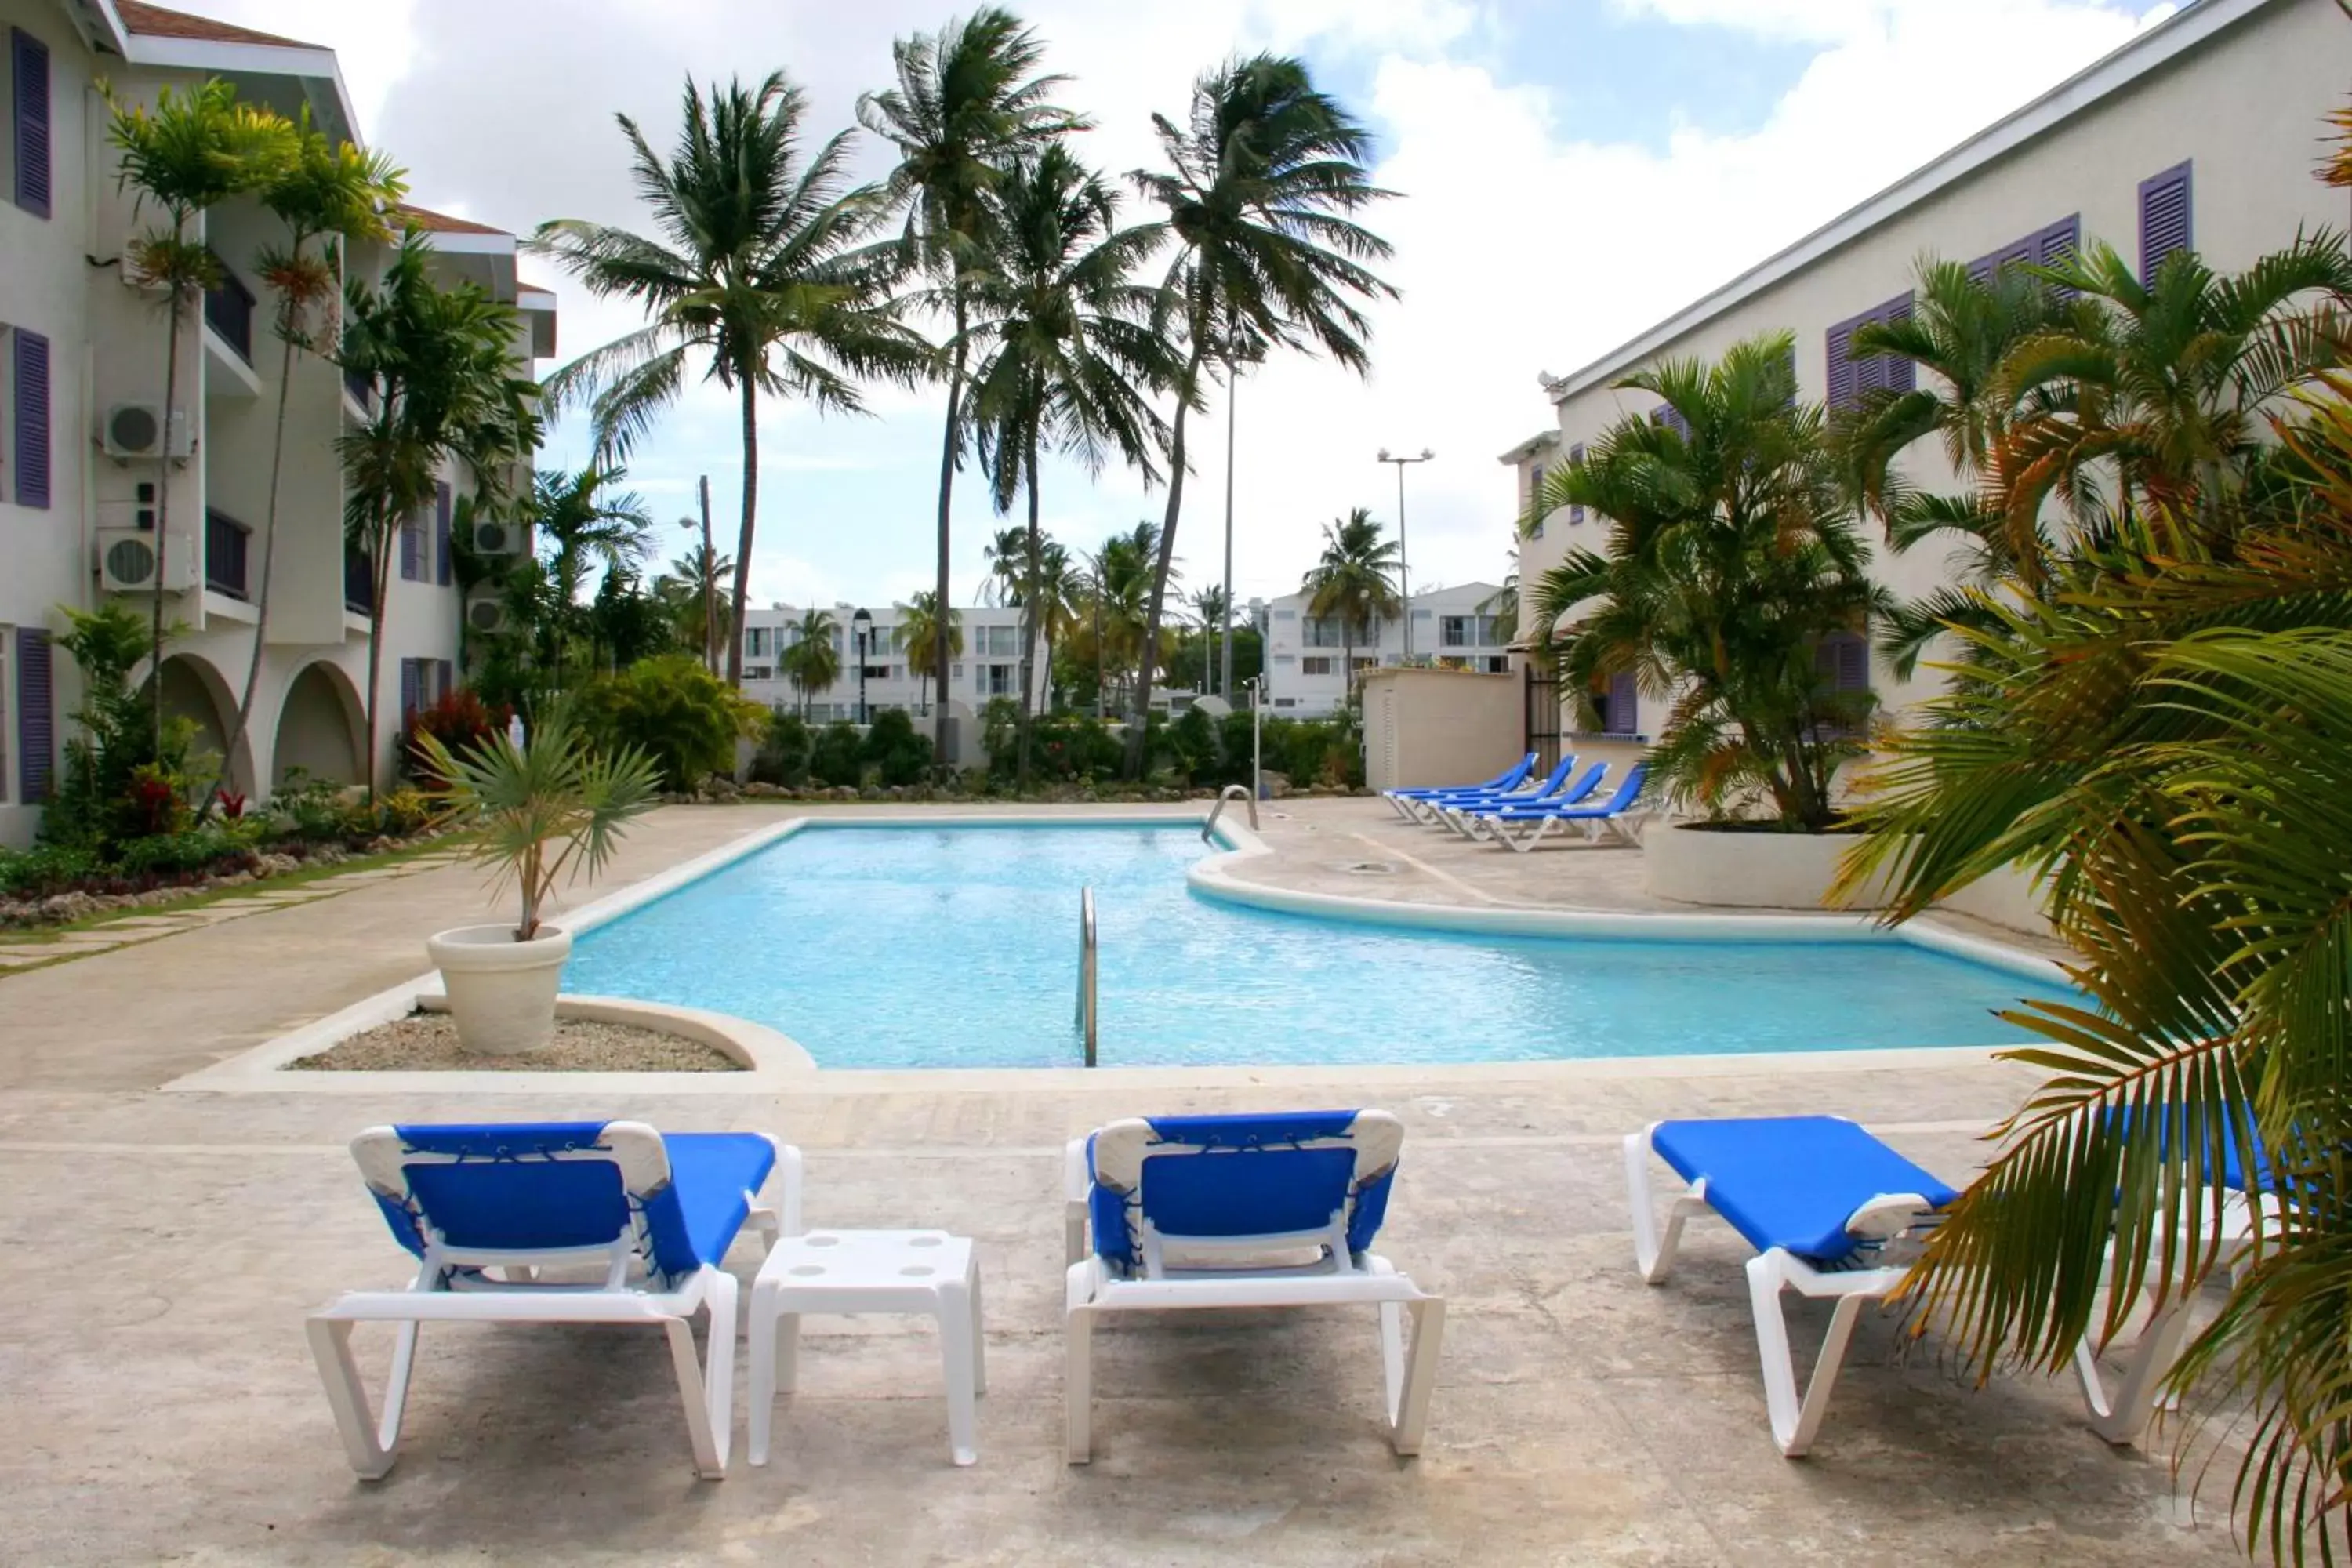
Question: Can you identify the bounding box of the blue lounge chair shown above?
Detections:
[1384,751,1535,821]
[309,1120,800,1479]
[1625,1114,2248,1456]
[1461,763,1647,850]
[1062,1110,1445,1464]
[1402,752,1575,826]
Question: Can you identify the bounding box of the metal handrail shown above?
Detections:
[1202,782,1259,844]
[1076,885,1098,1068]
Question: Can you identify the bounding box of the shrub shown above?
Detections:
[750,710,812,787]
[578,654,764,792]
[404,687,506,788]
[268,768,354,842]
[375,786,434,838]
[110,822,262,878]
[1031,714,1123,782]
[862,707,934,787]
[0,844,101,898]
[979,697,1022,782]
[809,720,866,788]
[1164,706,1217,786]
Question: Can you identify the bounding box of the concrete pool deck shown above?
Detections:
[0,800,2249,1566]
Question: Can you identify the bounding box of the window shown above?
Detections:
[1274,697,1296,709]
[1811,630,1871,736]
[1969,214,2079,286]
[398,659,426,720]
[950,662,962,681]
[1483,655,1509,674]
[746,626,770,658]
[435,659,453,702]
[1352,655,1377,671]
[15,626,53,801]
[434,483,453,586]
[1525,460,1546,538]
[1601,670,1638,736]
[1439,615,1470,649]
[1650,403,1690,441]
[979,663,1015,697]
[861,664,889,680]
[978,624,1018,657]
[1301,617,1341,648]
[11,28,50,220]
[398,511,424,581]
[1566,443,1585,526]
[2140,161,2192,280]
[1301,655,1333,676]
[10,326,53,510]
[743,666,772,682]
[1273,608,1297,620]
[1826,292,1915,413]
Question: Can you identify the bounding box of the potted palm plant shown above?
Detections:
[415,703,661,1054]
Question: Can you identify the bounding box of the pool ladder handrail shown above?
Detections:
[1203,782,1258,844]
[1076,884,1098,1068]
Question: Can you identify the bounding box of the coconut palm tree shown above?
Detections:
[898,590,964,713]
[1077,521,1170,716]
[861,9,1083,759]
[1300,507,1399,706]
[1121,54,1396,774]
[339,233,540,797]
[531,467,653,685]
[532,73,927,685]
[964,143,1171,778]
[779,606,841,717]
[978,524,1029,606]
[653,543,734,670]
[201,114,404,818]
[1524,331,1890,831]
[104,81,295,753]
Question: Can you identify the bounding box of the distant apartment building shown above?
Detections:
[1501,0,2351,744]
[0,0,555,846]
[1260,581,1510,717]
[737,602,1051,721]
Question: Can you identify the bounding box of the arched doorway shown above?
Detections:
[272,661,363,789]
[151,652,250,796]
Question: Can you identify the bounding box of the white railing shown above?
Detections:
[1202,782,1259,844]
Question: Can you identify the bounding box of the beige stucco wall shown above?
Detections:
[1359,668,1521,791]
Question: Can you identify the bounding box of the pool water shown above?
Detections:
[561,824,2077,1070]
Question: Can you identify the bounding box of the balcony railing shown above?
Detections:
[204,508,250,600]
[344,543,375,615]
[203,253,256,364]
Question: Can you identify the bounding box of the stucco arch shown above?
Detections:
[148,651,253,797]
[271,659,365,789]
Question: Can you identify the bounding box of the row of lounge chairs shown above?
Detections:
[1384,751,1650,850]
[308,1107,2237,1479]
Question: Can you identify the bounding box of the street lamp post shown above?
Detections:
[851,608,873,726]
[677,474,716,677]
[1244,675,1265,800]
[1376,447,1435,661]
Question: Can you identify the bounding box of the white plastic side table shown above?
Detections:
[747,1229,984,1467]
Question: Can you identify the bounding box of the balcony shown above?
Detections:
[204,509,250,600]
[345,543,375,615]
[203,254,256,365]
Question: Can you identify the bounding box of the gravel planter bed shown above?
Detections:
[289,1013,744,1073]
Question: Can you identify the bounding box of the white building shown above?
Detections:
[1503,0,2351,743]
[1261,581,1510,717]
[737,601,1051,722]
[0,0,554,846]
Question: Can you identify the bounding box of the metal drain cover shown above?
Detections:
[1341,860,1399,875]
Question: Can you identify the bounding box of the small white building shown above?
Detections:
[1260,581,1510,717]
[737,602,1051,721]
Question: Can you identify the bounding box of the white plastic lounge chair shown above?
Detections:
[1062,1109,1445,1465]
[1464,763,1647,850]
[1627,1113,2241,1456]
[309,1120,800,1480]
[1385,752,1536,821]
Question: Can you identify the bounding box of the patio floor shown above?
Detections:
[0,801,2242,1566]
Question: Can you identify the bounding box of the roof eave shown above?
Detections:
[1496,430,1560,465]
[118,34,361,147]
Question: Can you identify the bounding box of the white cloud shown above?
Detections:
[170,0,2168,610]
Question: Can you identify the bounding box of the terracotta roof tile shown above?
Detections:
[396,202,510,238]
[116,1,318,49]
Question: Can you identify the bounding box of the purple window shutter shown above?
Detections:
[1826,314,1860,413]
[13,328,49,510]
[399,515,421,581]
[1604,670,1638,735]
[434,483,453,586]
[16,627,53,800]
[1567,443,1586,525]
[11,29,51,220]
[398,659,421,723]
[435,659,453,701]
[2139,162,2192,280]
[2038,215,2081,268]
[1650,404,1689,441]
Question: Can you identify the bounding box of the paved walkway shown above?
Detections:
[0,802,2239,1565]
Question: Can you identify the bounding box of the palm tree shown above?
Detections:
[204,114,404,817]
[779,607,841,717]
[1121,54,1396,774]
[1524,332,1889,830]
[964,143,1171,778]
[1300,507,1399,706]
[339,233,540,796]
[532,467,653,685]
[532,73,927,685]
[862,9,1083,761]
[898,590,964,713]
[1031,538,1078,711]
[1079,521,1169,716]
[978,524,1029,606]
[653,544,734,670]
[104,81,294,753]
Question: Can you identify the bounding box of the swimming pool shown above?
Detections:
[561,823,2077,1069]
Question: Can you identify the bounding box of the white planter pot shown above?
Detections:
[426,923,573,1055]
[1644,823,1891,911]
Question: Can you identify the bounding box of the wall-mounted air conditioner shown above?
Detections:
[101,402,192,460]
[463,590,510,635]
[469,515,528,556]
[96,527,197,593]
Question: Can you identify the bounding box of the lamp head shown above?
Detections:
[1420,448,1435,461]
[1376,447,1391,463]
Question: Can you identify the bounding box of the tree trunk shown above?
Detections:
[364,514,394,800]
[728,375,758,686]
[205,321,300,818]
[931,303,968,765]
[150,278,188,760]
[1221,361,1236,702]
[1016,434,1040,784]
[1125,340,1208,778]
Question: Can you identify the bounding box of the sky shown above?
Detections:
[172,0,2176,614]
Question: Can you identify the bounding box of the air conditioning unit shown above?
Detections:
[101,402,192,460]
[463,590,510,635]
[96,527,197,593]
[470,515,528,556]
